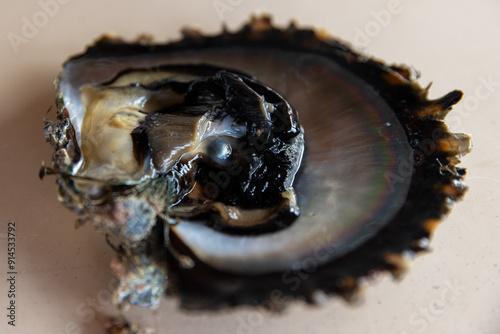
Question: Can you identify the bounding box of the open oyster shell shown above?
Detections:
[42,16,471,309]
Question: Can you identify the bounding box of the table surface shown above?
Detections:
[1,1,499,333]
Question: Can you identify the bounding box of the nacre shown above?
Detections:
[42,16,471,309]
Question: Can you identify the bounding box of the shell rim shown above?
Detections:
[46,15,471,309]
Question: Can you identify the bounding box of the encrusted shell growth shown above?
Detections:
[42,16,471,309]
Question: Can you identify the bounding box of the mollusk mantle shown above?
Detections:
[42,16,471,309]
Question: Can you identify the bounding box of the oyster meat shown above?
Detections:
[42,16,471,309]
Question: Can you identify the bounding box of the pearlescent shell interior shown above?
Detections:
[59,47,412,274]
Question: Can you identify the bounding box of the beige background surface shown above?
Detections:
[1,0,499,333]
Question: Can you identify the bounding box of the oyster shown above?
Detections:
[42,16,471,309]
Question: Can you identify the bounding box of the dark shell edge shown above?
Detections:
[53,16,471,310]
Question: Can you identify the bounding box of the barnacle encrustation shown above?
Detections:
[41,16,471,310]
